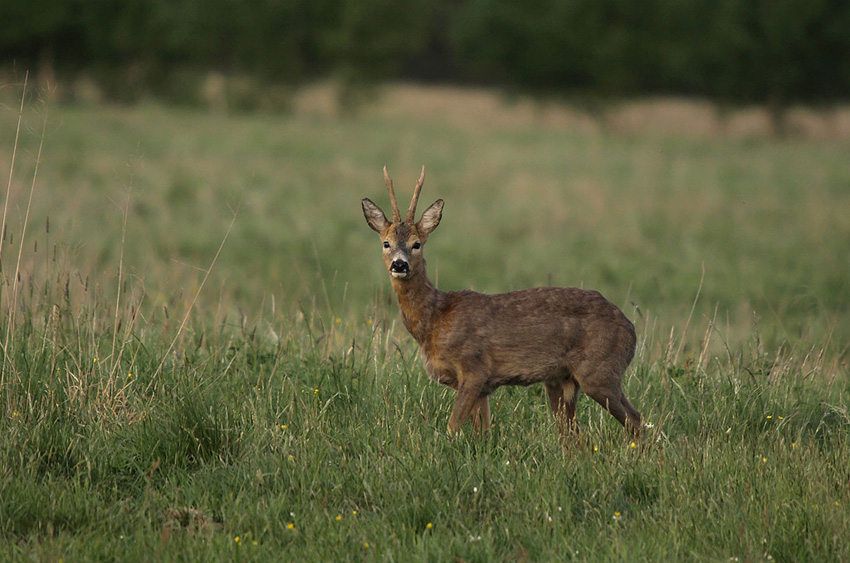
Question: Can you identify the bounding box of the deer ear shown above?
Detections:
[417,199,443,238]
[362,198,390,233]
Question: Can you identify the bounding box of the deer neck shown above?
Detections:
[390,269,441,345]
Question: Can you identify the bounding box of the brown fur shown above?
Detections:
[362,167,640,438]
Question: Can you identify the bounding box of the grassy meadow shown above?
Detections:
[1,82,849,561]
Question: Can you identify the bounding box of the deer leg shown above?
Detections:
[545,383,565,432]
[561,379,579,432]
[448,381,484,433]
[546,379,579,435]
[585,387,642,440]
[470,395,491,433]
[620,394,642,440]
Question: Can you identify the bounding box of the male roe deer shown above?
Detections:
[361,166,641,439]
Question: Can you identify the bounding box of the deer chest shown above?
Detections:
[421,346,458,388]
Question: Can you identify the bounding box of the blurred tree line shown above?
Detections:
[3,0,850,112]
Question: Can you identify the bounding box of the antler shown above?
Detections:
[383,166,402,223]
[406,165,426,223]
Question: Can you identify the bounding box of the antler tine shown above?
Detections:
[406,165,426,223]
[383,165,401,223]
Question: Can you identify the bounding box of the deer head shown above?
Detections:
[361,166,444,280]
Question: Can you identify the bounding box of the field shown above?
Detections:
[1,82,849,561]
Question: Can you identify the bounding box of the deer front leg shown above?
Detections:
[448,378,486,434]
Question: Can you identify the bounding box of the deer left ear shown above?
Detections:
[417,199,443,238]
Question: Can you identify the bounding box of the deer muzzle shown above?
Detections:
[390,259,410,278]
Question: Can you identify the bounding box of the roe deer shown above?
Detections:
[361,166,640,439]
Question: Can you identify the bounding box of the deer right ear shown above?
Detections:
[417,199,444,238]
[362,198,390,233]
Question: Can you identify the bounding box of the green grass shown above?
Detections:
[0,84,848,561]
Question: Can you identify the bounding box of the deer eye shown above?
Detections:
[412,242,421,250]
[383,241,390,249]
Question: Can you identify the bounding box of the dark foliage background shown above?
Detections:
[3,0,850,110]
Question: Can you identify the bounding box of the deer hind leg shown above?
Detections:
[620,394,641,440]
[584,386,642,440]
[546,378,579,435]
[470,395,491,433]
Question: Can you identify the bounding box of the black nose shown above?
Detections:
[390,259,409,273]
